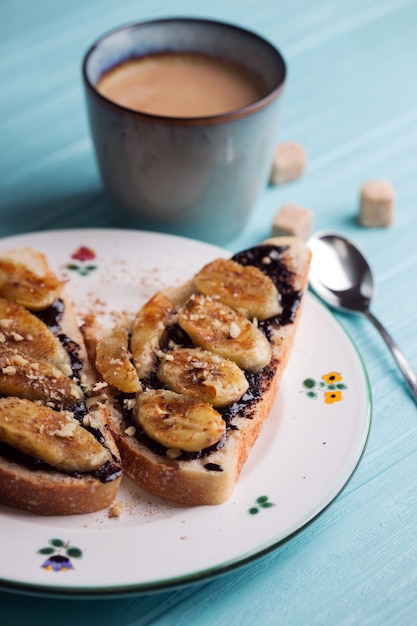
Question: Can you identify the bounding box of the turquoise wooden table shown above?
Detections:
[1,0,417,624]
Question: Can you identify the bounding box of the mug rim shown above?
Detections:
[82,16,287,125]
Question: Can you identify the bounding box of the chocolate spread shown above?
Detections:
[3,299,121,483]
[124,244,302,469]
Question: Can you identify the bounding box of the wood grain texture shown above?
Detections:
[1,0,417,624]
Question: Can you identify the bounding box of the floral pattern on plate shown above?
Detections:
[302,371,348,403]
[65,245,97,276]
[39,539,83,572]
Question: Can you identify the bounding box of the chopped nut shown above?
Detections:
[92,381,108,392]
[49,421,77,438]
[12,354,29,366]
[86,395,106,409]
[124,425,136,436]
[229,321,241,339]
[166,447,181,459]
[108,500,123,518]
[2,365,17,376]
[11,332,24,342]
[123,397,137,411]
[109,357,123,365]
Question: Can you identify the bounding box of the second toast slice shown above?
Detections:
[83,236,311,505]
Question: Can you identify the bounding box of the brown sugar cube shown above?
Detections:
[271,203,313,240]
[358,180,394,227]
[270,142,307,185]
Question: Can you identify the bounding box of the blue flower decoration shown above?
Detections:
[41,554,74,572]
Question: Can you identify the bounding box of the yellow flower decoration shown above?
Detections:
[322,371,343,384]
[324,390,343,404]
[302,372,347,403]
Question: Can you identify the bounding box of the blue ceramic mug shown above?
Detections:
[82,18,286,244]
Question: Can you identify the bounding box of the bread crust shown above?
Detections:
[98,236,311,505]
[0,249,122,515]
[0,454,120,516]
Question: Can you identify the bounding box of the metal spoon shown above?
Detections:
[308,230,417,403]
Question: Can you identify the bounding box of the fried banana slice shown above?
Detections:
[0,345,83,408]
[194,258,281,320]
[157,347,248,407]
[130,292,173,379]
[135,389,226,452]
[0,248,62,310]
[0,297,72,375]
[95,324,141,393]
[178,295,271,372]
[0,396,111,472]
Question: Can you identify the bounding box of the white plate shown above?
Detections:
[0,228,371,597]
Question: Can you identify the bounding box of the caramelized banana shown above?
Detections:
[96,324,141,393]
[135,389,226,452]
[0,298,72,375]
[194,258,281,320]
[0,248,61,310]
[0,345,83,408]
[158,347,248,407]
[0,396,111,472]
[130,292,173,379]
[178,295,271,372]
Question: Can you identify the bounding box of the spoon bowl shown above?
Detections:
[308,231,417,404]
[308,232,374,313]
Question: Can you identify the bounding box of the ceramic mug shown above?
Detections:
[82,18,286,244]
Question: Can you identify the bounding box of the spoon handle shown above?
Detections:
[364,309,417,403]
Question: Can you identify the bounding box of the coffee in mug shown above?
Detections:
[82,18,286,244]
[96,53,269,118]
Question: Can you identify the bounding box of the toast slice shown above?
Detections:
[83,236,311,505]
[0,248,122,515]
